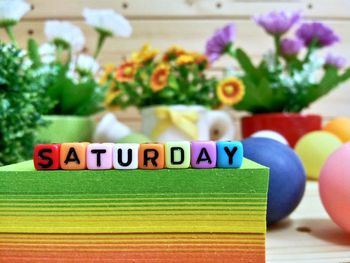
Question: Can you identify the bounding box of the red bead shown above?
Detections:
[33,144,61,170]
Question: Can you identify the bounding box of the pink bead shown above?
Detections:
[87,143,113,170]
[319,142,350,233]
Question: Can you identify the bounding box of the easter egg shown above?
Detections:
[323,117,350,143]
[251,130,289,145]
[319,143,350,233]
[242,137,306,225]
[295,131,342,180]
[117,133,151,144]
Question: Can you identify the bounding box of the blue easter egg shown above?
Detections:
[242,137,306,225]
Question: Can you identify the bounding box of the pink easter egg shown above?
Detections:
[319,142,350,233]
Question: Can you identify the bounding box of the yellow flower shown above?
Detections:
[104,90,120,110]
[192,52,209,68]
[132,44,159,64]
[163,45,187,61]
[115,61,137,82]
[150,64,170,92]
[99,63,116,85]
[176,54,195,65]
[217,77,245,106]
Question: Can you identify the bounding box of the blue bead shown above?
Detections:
[216,141,243,168]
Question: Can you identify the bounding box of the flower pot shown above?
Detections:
[140,105,236,142]
[37,115,94,143]
[241,113,322,147]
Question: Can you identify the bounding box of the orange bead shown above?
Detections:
[60,143,88,170]
[138,143,165,169]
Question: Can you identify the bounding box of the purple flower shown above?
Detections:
[325,53,346,69]
[254,10,301,36]
[205,23,235,63]
[296,22,339,47]
[280,38,303,56]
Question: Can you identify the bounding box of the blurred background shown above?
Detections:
[1,0,349,131]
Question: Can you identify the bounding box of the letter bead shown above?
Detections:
[191,141,217,168]
[87,143,113,170]
[216,141,243,168]
[34,144,61,170]
[60,143,88,170]
[165,141,191,169]
[113,144,139,169]
[139,143,165,170]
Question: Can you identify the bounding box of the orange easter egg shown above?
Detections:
[323,117,350,143]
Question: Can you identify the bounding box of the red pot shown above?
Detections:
[241,113,322,148]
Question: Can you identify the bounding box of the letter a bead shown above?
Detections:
[216,141,243,168]
[139,143,165,170]
[191,141,216,168]
[113,144,139,169]
[87,143,113,170]
[60,143,88,170]
[34,144,61,170]
[165,141,191,168]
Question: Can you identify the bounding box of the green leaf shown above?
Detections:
[27,38,42,68]
[235,48,259,83]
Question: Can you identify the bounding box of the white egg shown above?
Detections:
[251,130,289,145]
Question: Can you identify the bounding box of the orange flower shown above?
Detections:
[150,64,170,92]
[192,53,209,68]
[217,77,245,106]
[176,54,195,65]
[163,45,187,61]
[115,61,137,82]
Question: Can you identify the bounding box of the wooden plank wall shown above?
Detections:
[1,0,350,131]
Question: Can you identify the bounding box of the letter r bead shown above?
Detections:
[216,141,243,168]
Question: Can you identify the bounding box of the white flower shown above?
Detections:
[75,54,100,75]
[82,8,132,37]
[45,20,85,53]
[0,0,30,26]
[39,43,56,64]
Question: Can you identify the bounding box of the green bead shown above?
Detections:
[165,141,191,169]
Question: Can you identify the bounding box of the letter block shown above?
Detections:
[87,143,113,170]
[60,143,88,170]
[191,141,216,168]
[139,143,165,169]
[165,141,191,169]
[34,144,61,170]
[216,141,243,168]
[113,144,139,169]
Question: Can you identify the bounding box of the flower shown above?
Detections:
[99,64,116,85]
[115,61,137,82]
[39,43,56,64]
[205,23,235,63]
[150,64,170,92]
[105,89,120,108]
[0,0,30,27]
[162,45,187,61]
[74,54,100,75]
[254,10,301,36]
[176,54,194,65]
[45,20,85,53]
[217,77,245,106]
[280,38,303,57]
[296,22,339,47]
[132,44,159,64]
[325,53,346,69]
[82,8,132,37]
[192,52,209,67]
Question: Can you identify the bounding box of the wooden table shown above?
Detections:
[267,182,350,262]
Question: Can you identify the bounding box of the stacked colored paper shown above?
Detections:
[0,159,269,262]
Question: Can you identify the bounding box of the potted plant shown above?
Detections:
[205,11,350,147]
[102,44,244,142]
[1,1,133,143]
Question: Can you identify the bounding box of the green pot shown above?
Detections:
[38,115,94,143]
